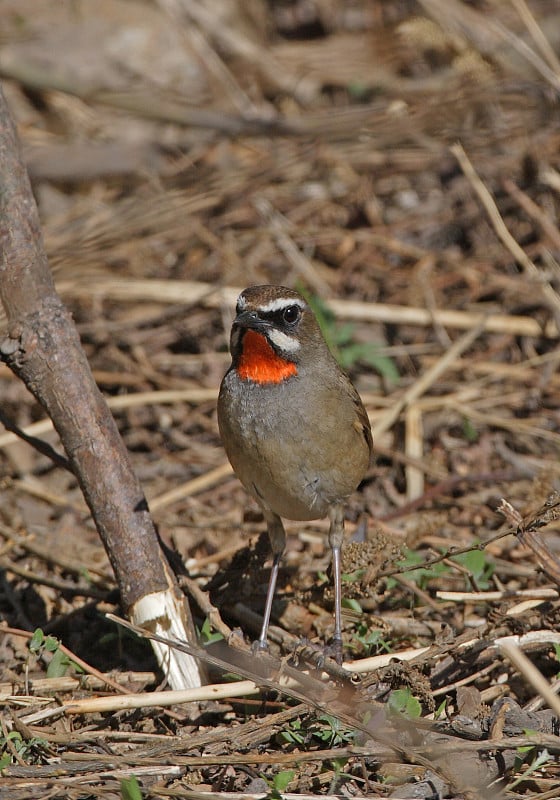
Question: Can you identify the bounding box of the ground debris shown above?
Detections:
[2,1,560,797]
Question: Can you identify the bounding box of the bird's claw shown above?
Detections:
[251,638,270,656]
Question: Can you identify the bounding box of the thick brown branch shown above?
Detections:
[0,84,171,613]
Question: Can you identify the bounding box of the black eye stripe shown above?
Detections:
[258,306,302,325]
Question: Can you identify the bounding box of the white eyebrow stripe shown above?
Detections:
[267,328,301,353]
[258,297,306,313]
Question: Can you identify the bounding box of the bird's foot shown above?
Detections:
[291,636,344,670]
[323,636,344,666]
[251,638,270,656]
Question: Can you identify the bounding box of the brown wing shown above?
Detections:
[353,393,373,460]
[342,372,372,461]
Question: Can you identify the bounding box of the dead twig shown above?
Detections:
[372,315,487,438]
[58,276,560,338]
[1,625,131,695]
[499,641,560,718]
[498,495,560,586]
[0,85,202,691]
[105,613,505,799]
[451,142,560,324]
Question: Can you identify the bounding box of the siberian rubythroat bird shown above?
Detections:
[218,285,372,660]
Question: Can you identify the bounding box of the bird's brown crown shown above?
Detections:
[230,285,324,385]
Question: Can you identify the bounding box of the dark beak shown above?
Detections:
[233,310,270,331]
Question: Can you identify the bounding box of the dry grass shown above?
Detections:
[1,0,560,797]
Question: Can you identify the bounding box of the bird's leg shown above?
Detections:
[328,504,345,664]
[253,511,286,653]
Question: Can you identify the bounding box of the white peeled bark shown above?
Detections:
[131,588,203,689]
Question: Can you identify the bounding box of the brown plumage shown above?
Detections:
[218,285,372,660]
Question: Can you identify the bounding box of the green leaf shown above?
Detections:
[279,719,304,746]
[434,698,447,719]
[339,342,400,382]
[330,756,349,774]
[120,775,143,800]
[350,626,392,654]
[452,548,494,589]
[462,416,478,442]
[29,628,45,654]
[79,567,93,584]
[272,770,295,793]
[44,635,60,653]
[394,547,449,590]
[341,597,363,614]
[200,617,224,645]
[299,287,399,379]
[347,81,371,100]
[46,648,71,678]
[521,728,539,739]
[387,688,422,719]
[312,713,356,746]
[342,568,366,583]
[507,747,551,790]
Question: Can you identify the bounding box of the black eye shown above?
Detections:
[282,305,301,324]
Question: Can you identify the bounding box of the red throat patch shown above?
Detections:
[237,330,297,384]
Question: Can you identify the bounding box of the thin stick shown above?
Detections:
[0,389,218,449]
[64,679,261,715]
[499,641,560,718]
[56,277,559,338]
[451,142,560,319]
[0,671,156,703]
[253,197,331,296]
[149,462,233,512]
[503,177,560,251]
[405,405,424,501]
[510,0,560,74]
[1,625,130,695]
[437,588,558,601]
[372,316,487,438]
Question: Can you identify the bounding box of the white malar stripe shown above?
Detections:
[267,327,301,353]
[258,297,306,313]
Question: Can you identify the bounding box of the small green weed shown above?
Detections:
[278,713,356,749]
[303,291,400,381]
[311,713,356,747]
[462,416,478,442]
[199,617,225,646]
[0,730,49,769]
[120,774,143,800]
[29,628,81,678]
[266,769,295,798]
[278,717,306,746]
[508,737,551,790]
[389,545,495,593]
[451,548,494,590]
[387,688,422,719]
[349,620,392,656]
[434,698,448,720]
[388,548,449,591]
